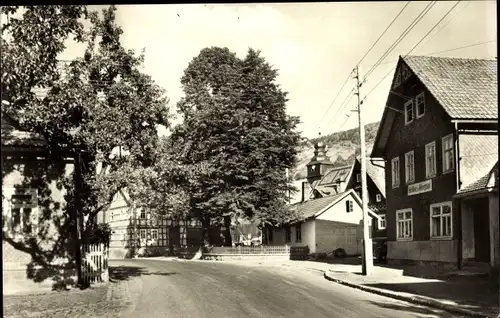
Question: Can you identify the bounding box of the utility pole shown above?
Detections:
[354,65,374,276]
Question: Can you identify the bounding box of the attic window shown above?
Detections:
[402,66,411,81]
[393,72,402,89]
[404,99,414,125]
[376,194,382,202]
[416,92,425,118]
[346,200,354,213]
[356,173,361,183]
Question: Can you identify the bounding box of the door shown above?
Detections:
[473,204,490,262]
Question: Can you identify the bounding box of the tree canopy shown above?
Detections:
[136,46,303,245]
[1,5,171,226]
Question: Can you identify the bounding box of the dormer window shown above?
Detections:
[416,92,425,118]
[404,99,414,125]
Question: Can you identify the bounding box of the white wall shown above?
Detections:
[316,194,363,225]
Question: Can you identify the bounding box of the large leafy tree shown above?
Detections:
[1,6,171,232]
[140,47,303,245]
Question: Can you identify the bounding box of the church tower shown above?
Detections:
[306,140,335,184]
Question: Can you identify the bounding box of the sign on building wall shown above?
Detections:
[408,179,432,196]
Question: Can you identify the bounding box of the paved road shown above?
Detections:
[111,258,455,318]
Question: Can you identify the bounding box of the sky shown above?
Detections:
[59,2,497,139]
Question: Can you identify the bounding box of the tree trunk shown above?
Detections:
[74,153,83,287]
[201,218,210,249]
[223,216,232,247]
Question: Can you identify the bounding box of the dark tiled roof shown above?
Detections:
[355,157,386,197]
[458,162,498,194]
[318,165,352,186]
[403,56,498,119]
[290,191,347,220]
[368,202,386,213]
[458,135,498,191]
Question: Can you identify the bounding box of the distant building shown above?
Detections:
[371,55,498,272]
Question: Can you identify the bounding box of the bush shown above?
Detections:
[83,222,112,247]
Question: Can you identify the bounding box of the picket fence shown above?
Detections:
[81,243,109,285]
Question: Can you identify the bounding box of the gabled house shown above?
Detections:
[101,189,225,258]
[265,189,380,255]
[371,55,498,272]
[2,115,77,293]
[264,140,387,255]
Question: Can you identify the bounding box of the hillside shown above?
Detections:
[292,121,380,180]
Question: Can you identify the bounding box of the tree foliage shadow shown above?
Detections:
[109,265,179,282]
[2,143,81,291]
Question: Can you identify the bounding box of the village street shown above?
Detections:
[5,258,456,318]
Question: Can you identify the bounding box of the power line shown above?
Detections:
[317,70,355,132]
[419,0,468,48]
[363,1,437,81]
[361,39,496,68]
[327,86,355,126]
[318,1,411,132]
[362,0,463,102]
[355,1,411,67]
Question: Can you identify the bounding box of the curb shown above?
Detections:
[323,272,491,318]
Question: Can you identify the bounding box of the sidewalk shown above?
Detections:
[319,263,499,318]
[221,259,498,318]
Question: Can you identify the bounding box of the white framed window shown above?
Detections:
[442,134,454,173]
[356,173,361,182]
[396,209,413,240]
[376,194,382,202]
[391,157,400,188]
[4,188,38,235]
[404,99,414,125]
[295,225,302,242]
[430,202,452,239]
[345,200,354,213]
[405,150,415,184]
[378,214,386,230]
[139,210,146,219]
[416,92,425,118]
[425,141,437,178]
[140,229,146,239]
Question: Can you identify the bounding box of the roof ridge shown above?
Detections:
[403,55,497,62]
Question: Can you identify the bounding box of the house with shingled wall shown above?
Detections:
[371,55,498,273]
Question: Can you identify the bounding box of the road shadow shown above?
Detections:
[364,279,499,316]
[109,265,179,282]
[367,300,447,317]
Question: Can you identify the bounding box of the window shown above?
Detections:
[402,65,411,80]
[416,92,425,118]
[404,99,414,124]
[394,72,401,88]
[378,214,386,230]
[396,209,413,240]
[151,229,158,240]
[345,200,354,213]
[430,202,452,239]
[376,194,382,202]
[442,134,454,173]
[140,229,146,239]
[295,225,302,242]
[425,141,437,178]
[139,210,146,219]
[391,157,400,188]
[285,226,291,243]
[356,173,361,182]
[6,188,38,234]
[405,151,415,184]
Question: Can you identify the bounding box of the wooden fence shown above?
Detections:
[81,243,109,285]
[206,245,291,255]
